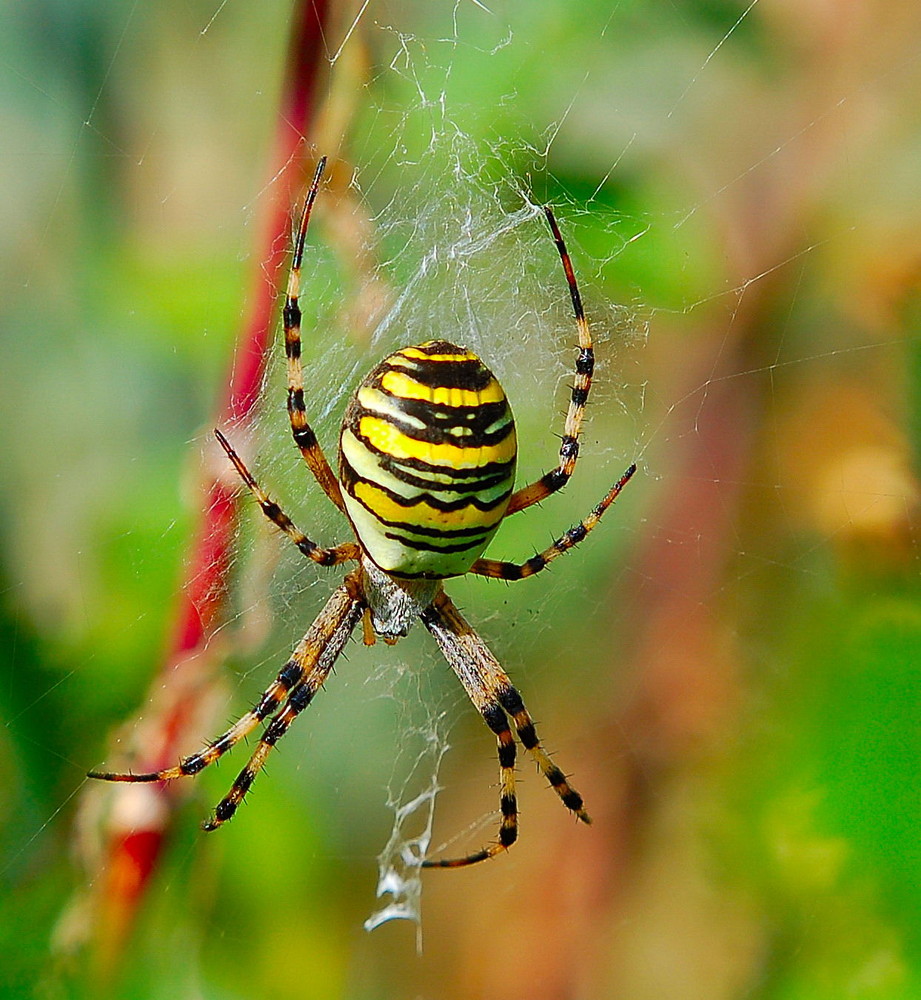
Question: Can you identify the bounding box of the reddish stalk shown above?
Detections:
[71,0,332,977]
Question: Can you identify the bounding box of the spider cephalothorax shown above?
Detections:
[89,158,635,868]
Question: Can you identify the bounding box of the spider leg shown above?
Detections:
[215,429,359,566]
[88,572,365,788]
[283,156,347,512]
[506,208,594,516]
[203,572,365,829]
[472,462,636,581]
[420,590,588,869]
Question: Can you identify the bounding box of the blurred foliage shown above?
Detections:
[1,1,920,998]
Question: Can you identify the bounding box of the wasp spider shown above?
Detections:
[89,158,636,868]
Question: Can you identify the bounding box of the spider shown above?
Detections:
[89,157,636,868]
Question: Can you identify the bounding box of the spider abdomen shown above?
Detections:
[339,340,516,579]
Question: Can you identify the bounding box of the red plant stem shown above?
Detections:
[176,0,332,655]
[88,0,332,973]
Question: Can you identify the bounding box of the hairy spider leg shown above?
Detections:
[214,429,359,566]
[283,156,346,512]
[420,590,589,868]
[472,462,636,580]
[505,207,595,516]
[203,574,365,829]
[88,573,366,786]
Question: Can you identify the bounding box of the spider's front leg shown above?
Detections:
[203,571,365,829]
[420,590,589,869]
[89,571,366,830]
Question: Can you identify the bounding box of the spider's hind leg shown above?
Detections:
[505,207,595,516]
[282,156,346,512]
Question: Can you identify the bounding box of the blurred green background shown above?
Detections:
[2,1,920,998]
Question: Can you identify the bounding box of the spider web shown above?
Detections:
[2,0,919,993]
[239,121,643,936]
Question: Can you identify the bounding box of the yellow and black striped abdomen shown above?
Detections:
[339,341,516,579]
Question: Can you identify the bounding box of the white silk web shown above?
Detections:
[2,0,917,986]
